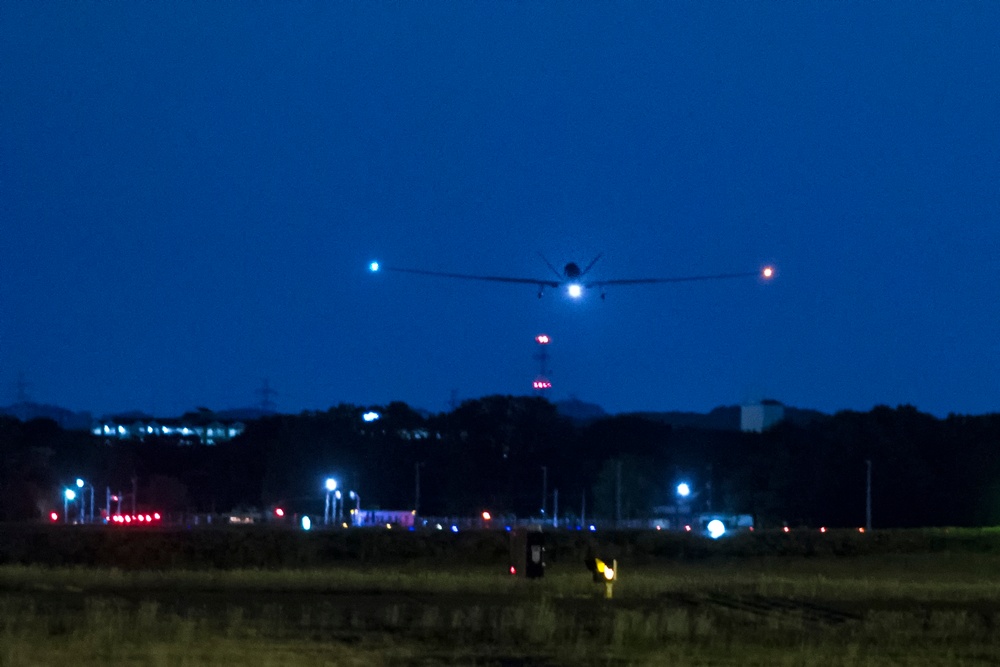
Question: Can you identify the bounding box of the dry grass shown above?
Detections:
[2,555,1000,665]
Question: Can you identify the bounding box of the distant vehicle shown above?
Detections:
[369,254,774,299]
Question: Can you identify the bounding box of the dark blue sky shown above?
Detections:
[3,2,998,418]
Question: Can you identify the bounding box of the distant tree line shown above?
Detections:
[1,398,999,528]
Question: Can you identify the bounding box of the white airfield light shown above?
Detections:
[567,283,583,299]
[369,261,380,272]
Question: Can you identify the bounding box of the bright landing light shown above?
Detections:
[762,266,774,279]
[567,283,583,298]
[707,519,726,539]
[369,261,380,272]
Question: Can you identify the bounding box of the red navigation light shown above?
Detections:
[532,377,552,390]
[535,334,550,345]
[509,566,517,575]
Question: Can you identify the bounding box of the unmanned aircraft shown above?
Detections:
[369,254,775,299]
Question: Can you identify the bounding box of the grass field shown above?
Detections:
[2,554,999,666]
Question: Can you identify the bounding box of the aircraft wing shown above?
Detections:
[586,270,762,287]
[385,267,561,288]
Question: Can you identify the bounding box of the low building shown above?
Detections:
[92,419,245,445]
[352,509,416,528]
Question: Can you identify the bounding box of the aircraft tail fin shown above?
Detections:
[537,252,564,280]
[581,253,603,276]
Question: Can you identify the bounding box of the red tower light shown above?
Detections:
[532,377,552,390]
[533,334,552,391]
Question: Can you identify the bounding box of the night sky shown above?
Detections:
[3,2,999,418]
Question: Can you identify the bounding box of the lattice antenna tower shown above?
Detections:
[256,378,278,414]
[532,334,553,392]
[14,372,32,404]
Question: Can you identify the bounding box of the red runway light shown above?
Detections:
[49,512,59,522]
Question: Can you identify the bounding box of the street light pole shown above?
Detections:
[349,491,361,526]
[75,479,94,524]
[324,478,337,526]
[63,489,76,524]
[414,462,423,519]
[615,460,622,527]
[541,466,548,518]
[865,459,872,531]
